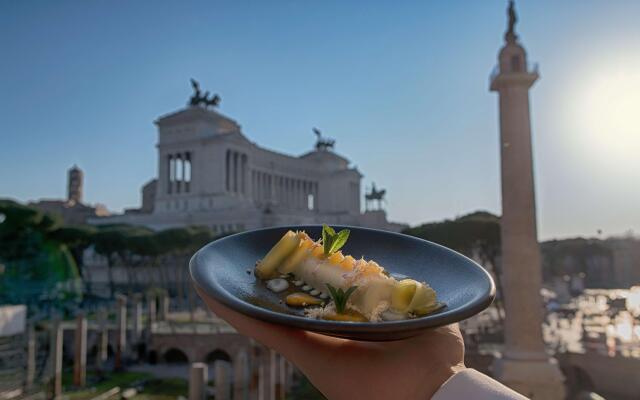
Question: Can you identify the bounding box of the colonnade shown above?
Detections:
[167,152,192,194]
[226,150,248,194]
[251,171,318,210]
[189,347,295,400]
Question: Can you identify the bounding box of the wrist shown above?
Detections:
[425,363,466,399]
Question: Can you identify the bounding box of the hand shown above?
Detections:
[196,286,466,400]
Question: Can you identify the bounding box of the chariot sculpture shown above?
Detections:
[312,128,335,151]
[189,78,221,108]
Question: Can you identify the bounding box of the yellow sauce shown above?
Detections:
[322,309,367,322]
[285,292,323,307]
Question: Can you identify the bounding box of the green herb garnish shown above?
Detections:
[322,224,350,257]
[326,284,358,314]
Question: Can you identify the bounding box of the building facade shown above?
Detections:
[92,95,405,233]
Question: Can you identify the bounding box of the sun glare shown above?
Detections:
[573,60,640,164]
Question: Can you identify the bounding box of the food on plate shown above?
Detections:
[255,225,444,322]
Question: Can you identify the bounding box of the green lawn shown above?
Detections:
[131,378,188,400]
[62,371,187,400]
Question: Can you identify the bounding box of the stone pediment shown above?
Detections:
[299,149,350,166]
[155,106,241,134]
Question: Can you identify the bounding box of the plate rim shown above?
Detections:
[190,224,496,335]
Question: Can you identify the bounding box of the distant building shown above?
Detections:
[606,236,640,287]
[30,165,109,225]
[540,237,640,289]
[67,165,83,204]
[91,84,406,233]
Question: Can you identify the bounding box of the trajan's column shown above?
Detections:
[489,2,565,398]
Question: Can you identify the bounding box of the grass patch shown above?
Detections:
[63,371,152,400]
[131,378,188,400]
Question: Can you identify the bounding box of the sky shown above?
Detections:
[1,1,639,240]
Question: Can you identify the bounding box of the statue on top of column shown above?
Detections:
[365,182,386,211]
[505,0,518,42]
[189,78,221,108]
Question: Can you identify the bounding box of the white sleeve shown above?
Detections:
[432,369,529,400]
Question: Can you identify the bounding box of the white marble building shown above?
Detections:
[91,91,405,233]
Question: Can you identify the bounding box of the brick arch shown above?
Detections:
[206,349,232,363]
[163,347,189,363]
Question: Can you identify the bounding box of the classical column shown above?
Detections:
[189,362,208,400]
[256,172,261,202]
[226,150,231,192]
[241,154,247,195]
[269,175,274,203]
[166,154,173,193]
[96,308,109,371]
[489,2,564,399]
[312,182,318,211]
[284,360,294,393]
[275,354,286,400]
[147,292,157,329]
[115,295,127,371]
[249,346,260,400]
[257,347,275,400]
[233,152,239,193]
[252,171,257,202]
[50,320,63,398]
[73,314,87,387]
[132,296,143,344]
[214,361,231,400]
[25,325,35,391]
[302,181,308,210]
[233,349,250,400]
[161,294,170,321]
[262,348,278,400]
[188,283,196,322]
[157,292,167,321]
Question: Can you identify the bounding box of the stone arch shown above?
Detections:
[206,349,232,363]
[163,347,189,364]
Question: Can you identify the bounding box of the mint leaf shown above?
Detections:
[322,225,350,256]
[329,229,350,255]
[344,285,358,300]
[326,283,358,314]
[322,224,334,256]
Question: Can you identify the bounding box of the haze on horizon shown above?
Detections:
[1,1,639,241]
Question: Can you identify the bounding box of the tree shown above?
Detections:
[403,211,505,322]
[91,226,129,297]
[0,199,80,307]
[48,225,97,277]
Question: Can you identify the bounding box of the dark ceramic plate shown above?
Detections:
[190,225,495,341]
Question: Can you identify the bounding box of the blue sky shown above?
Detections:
[1,1,639,240]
